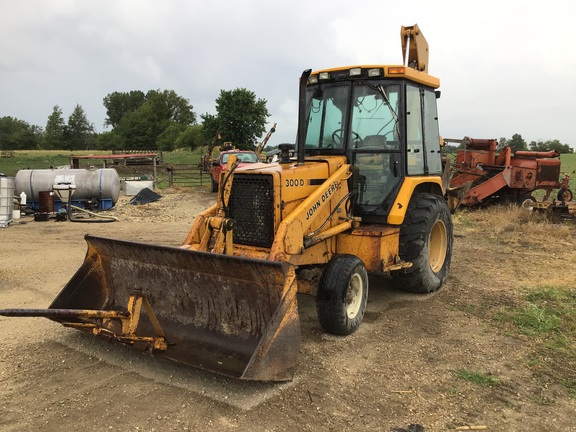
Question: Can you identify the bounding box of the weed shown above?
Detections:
[525,286,566,303]
[494,285,576,398]
[454,303,477,314]
[512,304,561,335]
[530,395,554,406]
[455,369,500,387]
[498,286,575,338]
[564,380,576,399]
[452,210,474,228]
[526,356,542,368]
[546,335,570,350]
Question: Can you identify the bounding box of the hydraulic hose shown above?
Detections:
[69,205,118,223]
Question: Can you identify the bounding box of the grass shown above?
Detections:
[493,285,576,398]
[452,204,576,398]
[455,369,501,387]
[503,286,576,337]
[560,153,576,191]
[560,153,576,173]
[0,150,94,176]
[564,379,576,398]
[163,149,203,165]
[510,303,562,335]
[0,149,208,189]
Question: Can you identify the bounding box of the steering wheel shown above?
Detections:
[331,128,363,148]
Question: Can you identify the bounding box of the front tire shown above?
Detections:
[518,194,536,207]
[391,193,453,293]
[557,188,573,203]
[210,177,218,193]
[316,255,368,335]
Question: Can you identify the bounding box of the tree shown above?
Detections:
[175,124,206,150]
[44,106,66,150]
[529,139,574,154]
[547,139,574,154]
[0,116,42,150]
[202,88,270,150]
[96,131,123,150]
[66,104,95,150]
[504,133,527,153]
[145,90,196,126]
[156,123,186,151]
[113,106,155,149]
[200,113,219,143]
[103,91,146,128]
[104,89,196,149]
[497,137,508,151]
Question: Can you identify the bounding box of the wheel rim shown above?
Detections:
[521,198,535,209]
[428,219,447,273]
[346,272,364,319]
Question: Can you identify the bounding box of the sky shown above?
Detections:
[1,0,575,149]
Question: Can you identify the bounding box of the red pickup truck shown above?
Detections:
[210,150,260,192]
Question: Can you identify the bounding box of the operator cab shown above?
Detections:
[302,67,443,223]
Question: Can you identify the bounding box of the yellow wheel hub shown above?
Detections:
[429,219,447,273]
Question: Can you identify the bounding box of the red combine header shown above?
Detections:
[446,137,572,211]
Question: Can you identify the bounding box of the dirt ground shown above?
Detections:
[0,188,575,432]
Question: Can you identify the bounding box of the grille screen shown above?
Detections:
[537,164,561,182]
[228,174,275,248]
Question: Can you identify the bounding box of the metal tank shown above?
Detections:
[15,168,120,211]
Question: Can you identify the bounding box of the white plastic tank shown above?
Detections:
[0,176,15,227]
[15,168,120,206]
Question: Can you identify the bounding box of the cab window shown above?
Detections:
[423,90,442,174]
[305,85,350,150]
[350,84,401,207]
[406,85,424,175]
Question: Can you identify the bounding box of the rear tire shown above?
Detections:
[392,193,453,293]
[316,255,368,335]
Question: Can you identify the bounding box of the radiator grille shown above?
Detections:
[228,174,275,248]
[537,164,561,182]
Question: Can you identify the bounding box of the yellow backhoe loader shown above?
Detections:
[0,24,453,382]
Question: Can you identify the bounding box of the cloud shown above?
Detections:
[0,0,575,147]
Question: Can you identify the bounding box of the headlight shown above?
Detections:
[349,67,362,77]
[368,68,382,77]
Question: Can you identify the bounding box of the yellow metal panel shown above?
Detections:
[270,163,351,258]
[337,226,400,272]
[387,177,443,225]
[289,240,332,267]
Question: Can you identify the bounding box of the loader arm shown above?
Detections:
[187,154,239,255]
[401,24,429,72]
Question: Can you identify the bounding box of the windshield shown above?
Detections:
[222,152,259,163]
[305,84,350,150]
[304,82,400,151]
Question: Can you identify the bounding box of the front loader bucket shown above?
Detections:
[5,235,300,381]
